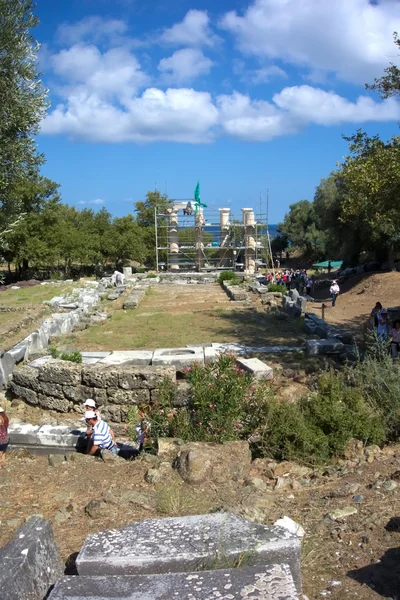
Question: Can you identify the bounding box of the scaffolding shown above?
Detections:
[155,200,276,273]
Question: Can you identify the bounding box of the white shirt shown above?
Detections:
[330,284,340,295]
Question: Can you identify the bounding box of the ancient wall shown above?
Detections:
[10,361,176,423]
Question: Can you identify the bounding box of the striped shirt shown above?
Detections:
[92,419,114,450]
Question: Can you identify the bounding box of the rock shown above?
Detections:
[145,462,173,485]
[328,506,358,520]
[343,438,364,460]
[245,477,268,492]
[176,441,251,485]
[66,453,93,464]
[352,494,365,503]
[84,499,109,519]
[101,449,120,463]
[9,448,34,460]
[53,508,71,526]
[274,516,305,539]
[364,445,381,460]
[48,454,66,467]
[381,480,398,492]
[0,517,63,600]
[235,357,274,381]
[390,470,400,481]
[326,483,360,498]
[157,438,181,459]
[274,462,295,477]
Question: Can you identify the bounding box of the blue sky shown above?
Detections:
[36,0,400,223]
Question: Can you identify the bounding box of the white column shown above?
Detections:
[242,208,256,275]
[169,210,179,270]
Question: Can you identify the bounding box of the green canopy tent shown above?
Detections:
[312,260,343,269]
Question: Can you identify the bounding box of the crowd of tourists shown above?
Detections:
[264,268,314,296]
[369,302,400,358]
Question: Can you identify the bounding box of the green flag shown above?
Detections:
[193,180,207,210]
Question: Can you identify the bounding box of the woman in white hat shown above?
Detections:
[0,407,10,467]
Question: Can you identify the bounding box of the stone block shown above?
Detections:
[81,352,112,359]
[107,388,150,405]
[99,351,153,367]
[306,339,345,355]
[49,564,298,599]
[8,423,40,446]
[76,513,301,593]
[37,425,86,448]
[12,366,40,391]
[37,381,65,399]
[80,386,108,405]
[27,356,54,369]
[8,341,28,363]
[204,347,221,364]
[118,366,176,389]
[38,394,70,413]
[211,342,247,355]
[236,357,273,380]
[82,367,118,389]
[0,516,63,600]
[152,347,204,368]
[39,361,82,386]
[0,350,16,381]
[10,382,38,405]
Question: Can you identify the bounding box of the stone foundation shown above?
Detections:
[10,361,176,422]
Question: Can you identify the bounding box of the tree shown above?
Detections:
[279,200,327,259]
[339,131,400,270]
[366,32,400,98]
[0,0,48,223]
[109,216,146,269]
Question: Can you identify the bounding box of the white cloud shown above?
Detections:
[90,199,105,205]
[160,9,220,47]
[42,87,219,143]
[221,0,400,83]
[57,16,128,46]
[158,48,214,83]
[273,85,400,125]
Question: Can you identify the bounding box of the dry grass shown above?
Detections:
[56,284,303,351]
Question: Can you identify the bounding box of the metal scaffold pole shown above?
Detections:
[154,206,159,272]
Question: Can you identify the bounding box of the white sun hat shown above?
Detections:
[83,399,96,408]
[83,410,98,420]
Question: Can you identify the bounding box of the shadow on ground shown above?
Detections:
[210,309,304,347]
[348,542,400,598]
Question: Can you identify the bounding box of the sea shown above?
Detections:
[203,224,278,241]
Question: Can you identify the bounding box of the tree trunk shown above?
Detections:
[22,258,29,278]
[388,243,395,271]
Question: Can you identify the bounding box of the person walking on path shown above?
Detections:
[0,408,9,468]
[329,280,340,307]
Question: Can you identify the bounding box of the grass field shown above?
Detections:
[56,284,303,351]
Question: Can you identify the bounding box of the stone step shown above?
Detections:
[76,513,301,593]
[0,517,63,600]
[48,564,298,599]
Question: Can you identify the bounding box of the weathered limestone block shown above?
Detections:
[38,394,70,413]
[75,513,302,593]
[118,366,176,390]
[63,385,85,403]
[123,290,145,310]
[82,367,119,389]
[80,386,108,405]
[0,516,63,600]
[9,382,38,405]
[107,388,150,405]
[37,381,65,399]
[49,564,298,600]
[306,339,345,355]
[101,405,124,423]
[236,358,274,380]
[177,440,252,484]
[39,361,81,386]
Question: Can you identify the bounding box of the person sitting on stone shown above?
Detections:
[82,399,117,446]
[84,410,119,457]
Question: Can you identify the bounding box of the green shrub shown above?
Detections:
[267,283,286,294]
[218,270,239,285]
[49,346,82,363]
[60,350,82,363]
[146,273,158,278]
